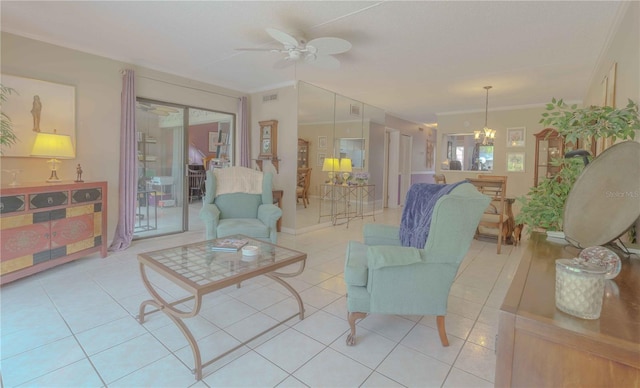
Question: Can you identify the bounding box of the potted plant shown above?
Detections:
[516,98,640,233]
[1,84,19,153]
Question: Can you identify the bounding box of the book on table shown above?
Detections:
[210,238,249,252]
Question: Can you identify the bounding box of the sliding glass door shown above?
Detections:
[135,99,185,238]
[134,98,235,240]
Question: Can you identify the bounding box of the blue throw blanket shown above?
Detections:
[399,181,466,248]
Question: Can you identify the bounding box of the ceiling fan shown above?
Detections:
[236,28,351,69]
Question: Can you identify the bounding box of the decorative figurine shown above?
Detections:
[75,164,84,182]
[31,95,42,132]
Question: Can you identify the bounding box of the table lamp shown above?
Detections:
[322,157,339,184]
[31,130,75,182]
[339,158,352,186]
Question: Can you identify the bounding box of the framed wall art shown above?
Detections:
[606,62,616,108]
[318,136,327,149]
[506,127,526,148]
[507,152,525,172]
[317,153,326,167]
[1,74,76,157]
[426,140,434,169]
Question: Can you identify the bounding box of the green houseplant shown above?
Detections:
[516,98,640,232]
[1,84,19,153]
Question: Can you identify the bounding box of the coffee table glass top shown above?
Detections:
[138,235,305,288]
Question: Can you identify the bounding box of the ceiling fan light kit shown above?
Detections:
[237,27,351,69]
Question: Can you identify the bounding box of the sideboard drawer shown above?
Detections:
[30,191,68,209]
[0,195,25,214]
[72,188,102,203]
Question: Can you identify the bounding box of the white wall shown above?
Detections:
[249,85,298,232]
[584,1,640,107]
[1,32,245,242]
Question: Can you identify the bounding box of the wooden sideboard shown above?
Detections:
[1,181,108,284]
[496,232,639,386]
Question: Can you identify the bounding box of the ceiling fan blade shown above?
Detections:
[236,48,270,51]
[307,54,340,70]
[266,27,299,48]
[235,47,283,52]
[306,37,351,55]
[273,57,295,69]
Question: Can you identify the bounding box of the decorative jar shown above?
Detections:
[555,258,607,319]
[579,246,621,279]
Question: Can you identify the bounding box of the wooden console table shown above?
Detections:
[496,233,639,386]
[1,181,108,284]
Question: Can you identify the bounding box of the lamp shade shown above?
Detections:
[31,132,75,158]
[322,157,339,172]
[339,158,352,172]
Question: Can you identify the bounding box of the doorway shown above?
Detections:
[399,134,412,206]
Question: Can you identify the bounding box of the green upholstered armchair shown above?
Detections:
[199,167,282,244]
[344,182,490,346]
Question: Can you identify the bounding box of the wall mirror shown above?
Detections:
[297,81,385,231]
[336,138,365,168]
[441,133,494,171]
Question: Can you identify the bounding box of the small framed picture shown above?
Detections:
[506,127,526,147]
[507,152,525,172]
[317,153,326,167]
[318,136,327,149]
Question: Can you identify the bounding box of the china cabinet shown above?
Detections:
[534,128,564,186]
[297,138,309,168]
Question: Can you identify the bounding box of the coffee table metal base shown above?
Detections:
[137,262,305,380]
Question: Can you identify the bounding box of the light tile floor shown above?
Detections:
[1,207,526,387]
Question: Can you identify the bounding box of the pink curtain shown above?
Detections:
[238,96,250,167]
[109,69,137,251]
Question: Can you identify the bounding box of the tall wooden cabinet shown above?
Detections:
[298,138,309,168]
[534,128,564,186]
[1,181,108,284]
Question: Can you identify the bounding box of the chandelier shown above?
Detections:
[474,86,495,145]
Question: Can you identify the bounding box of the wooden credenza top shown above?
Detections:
[497,232,640,386]
[505,233,640,348]
[1,180,103,191]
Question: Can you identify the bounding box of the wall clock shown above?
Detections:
[258,120,277,158]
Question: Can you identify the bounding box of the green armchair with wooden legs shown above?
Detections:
[344,182,489,346]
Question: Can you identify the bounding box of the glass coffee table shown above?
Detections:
[136,235,307,380]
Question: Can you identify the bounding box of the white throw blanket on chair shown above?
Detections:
[214,167,264,196]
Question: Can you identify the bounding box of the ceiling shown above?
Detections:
[1,1,626,125]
